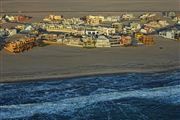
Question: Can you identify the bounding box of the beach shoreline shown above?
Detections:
[1,65,180,83]
[1,36,180,83]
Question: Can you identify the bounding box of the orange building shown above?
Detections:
[4,37,38,53]
[139,36,155,45]
[120,36,132,46]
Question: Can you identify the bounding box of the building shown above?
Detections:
[44,24,76,33]
[140,26,155,34]
[62,18,84,25]
[158,20,169,27]
[120,36,132,46]
[97,27,116,36]
[81,36,96,48]
[86,15,104,25]
[162,12,176,19]
[173,15,180,24]
[122,13,134,20]
[109,35,121,47]
[139,36,155,45]
[139,13,157,21]
[43,15,63,22]
[4,37,38,53]
[7,29,17,36]
[0,28,8,37]
[130,22,141,32]
[104,16,120,22]
[112,23,123,32]
[159,30,180,40]
[85,29,99,36]
[66,37,84,47]
[95,35,111,47]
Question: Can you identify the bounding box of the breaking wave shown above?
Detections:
[0,70,180,120]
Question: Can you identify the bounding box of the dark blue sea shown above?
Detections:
[0,70,180,120]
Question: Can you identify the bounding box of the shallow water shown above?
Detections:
[0,70,180,120]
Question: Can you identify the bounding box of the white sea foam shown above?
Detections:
[1,85,180,119]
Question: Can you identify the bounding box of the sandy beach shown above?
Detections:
[0,36,180,82]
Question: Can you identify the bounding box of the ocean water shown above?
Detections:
[0,70,180,120]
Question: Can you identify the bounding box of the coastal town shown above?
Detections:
[0,12,179,53]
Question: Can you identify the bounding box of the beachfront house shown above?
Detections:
[0,29,6,38]
[104,16,120,22]
[173,15,180,24]
[95,35,111,47]
[4,15,15,22]
[140,25,155,34]
[122,13,135,20]
[20,25,34,34]
[158,20,169,27]
[139,35,155,45]
[159,30,180,40]
[112,22,124,32]
[7,29,17,37]
[162,12,176,19]
[65,37,84,47]
[120,36,132,46]
[43,15,63,22]
[62,18,84,25]
[130,22,141,32]
[81,36,96,48]
[139,13,158,21]
[85,29,99,36]
[109,35,121,47]
[97,27,116,36]
[86,15,104,25]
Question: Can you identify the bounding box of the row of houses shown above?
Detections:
[1,15,32,23]
[0,28,17,38]
[1,13,173,37]
[40,17,172,35]
[41,13,163,25]
[159,29,180,40]
[41,33,155,48]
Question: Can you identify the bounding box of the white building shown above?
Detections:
[122,14,135,20]
[97,27,116,36]
[159,30,180,40]
[8,29,17,36]
[85,29,99,35]
[105,16,120,22]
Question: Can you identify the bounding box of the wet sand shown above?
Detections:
[0,36,180,82]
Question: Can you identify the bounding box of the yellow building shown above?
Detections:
[86,15,104,25]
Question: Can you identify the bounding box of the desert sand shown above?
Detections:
[1,0,179,12]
